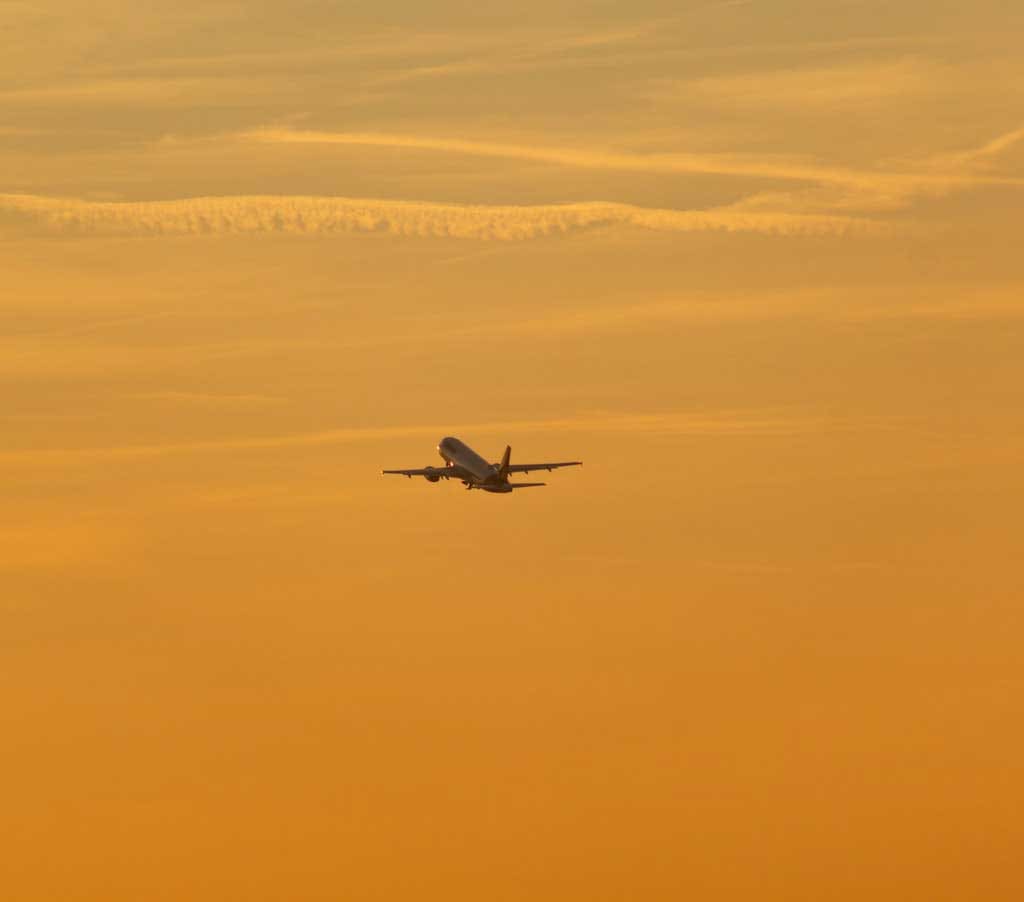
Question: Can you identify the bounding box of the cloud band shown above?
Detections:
[0,193,888,239]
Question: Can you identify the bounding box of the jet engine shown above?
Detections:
[423,466,442,483]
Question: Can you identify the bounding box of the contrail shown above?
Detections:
[0,193,889,239]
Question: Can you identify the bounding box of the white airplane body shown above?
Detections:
[383,436,582,493]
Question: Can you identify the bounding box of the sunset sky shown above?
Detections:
[3,1,1024,899]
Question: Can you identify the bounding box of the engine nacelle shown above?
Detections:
[423,466,441,483]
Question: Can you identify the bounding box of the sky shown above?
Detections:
[3,1,1024,899]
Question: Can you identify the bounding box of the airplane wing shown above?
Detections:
[381,467,455,478]
[503,461,582,474]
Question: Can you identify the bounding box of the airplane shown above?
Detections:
[382,436,582,493]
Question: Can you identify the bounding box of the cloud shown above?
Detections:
[696,122,1024,216]
[0,77,221,105]
[234,126,1024,222]
[0,192,889,240]
[921,123,1024,173]
[0,126,47,136]
[241,125,1024,197]
[0,410,895,470]
[182,483,352,511]
[396,287,1024,347]
[0,522,127,571]
[968,125,1024,161]
[127,391,286,406]
[4,284,1018,384]
[839,296,1024,322]
[681,59,944,109]
[368,21,661,86]
[360,20,946,88]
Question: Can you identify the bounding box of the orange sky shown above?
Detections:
[3,2,1024,899]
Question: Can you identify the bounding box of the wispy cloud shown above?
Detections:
[920,123,1024,173]
[3,283,1018,385]
[360,19,947,88]
[243,128,1024,210]
[0,192,889,240]
[368,21,661,86]
[0,76,274,107]
[0,521,127,571]
[242,128,893,188]
[182,483,352,511]
[0,410,899,470]
[127,391,286,406]
[679,58,944,110]
[0,125,47,136]
[388,286,1024,348]
[967,125,1024,162]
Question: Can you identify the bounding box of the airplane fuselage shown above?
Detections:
[437,436,512,492]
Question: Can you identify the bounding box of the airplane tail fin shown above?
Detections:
[498,445,512,480]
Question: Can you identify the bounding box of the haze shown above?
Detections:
[3,1,1023,899]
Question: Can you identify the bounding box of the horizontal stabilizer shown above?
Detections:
[509,482,546,489]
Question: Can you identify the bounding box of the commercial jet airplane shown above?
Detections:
[383,436,582,493]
